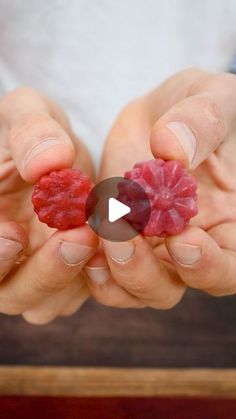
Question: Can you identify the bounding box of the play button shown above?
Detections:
[108,198,131,222]
[86,177,151,241]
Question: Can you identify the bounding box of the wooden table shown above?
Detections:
[0,288,236,398]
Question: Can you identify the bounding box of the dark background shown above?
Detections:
[0,288,235,367]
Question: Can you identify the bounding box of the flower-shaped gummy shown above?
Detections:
[119,159,198,237]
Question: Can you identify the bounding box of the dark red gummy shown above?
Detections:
[119,159,198,237]
[32,168,93,230]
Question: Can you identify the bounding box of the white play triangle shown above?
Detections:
[108,197,131,223]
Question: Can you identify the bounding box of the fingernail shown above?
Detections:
[86,266,110,284]
[59,242,93,266]
[24,138,65,167]
[167,122,197,165]
[168,242,202,266]
[0,237,23,261]
[103,241,135,263]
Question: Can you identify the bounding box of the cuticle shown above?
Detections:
[109,242,135,264]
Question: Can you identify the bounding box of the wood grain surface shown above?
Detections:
[0,367,236,397]
[1,289,236,368]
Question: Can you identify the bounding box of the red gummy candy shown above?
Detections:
[32,169,93,230]
[121,159,198,237]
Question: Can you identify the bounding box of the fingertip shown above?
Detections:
[165,226,206,264]
[9,112,76,183]
[150,125,189,167]
[165,226,222,285]
[165,225,236,294]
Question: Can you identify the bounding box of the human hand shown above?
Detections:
[86,69,236,308]
[0,87,99,324]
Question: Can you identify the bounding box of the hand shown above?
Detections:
[86,69,236,309]
[0,87,99,324]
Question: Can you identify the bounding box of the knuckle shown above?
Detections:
[10,112,54,141]
[9,86,41,100]
[187,260,227,290]
[61,306,78,317]
[178,67,206,80]
[0,87,43,110]
[92,289,123,308]
[165,68,207,95]
[123,276,149,296]
[23,310,56,325]
[107,298,124,308]
[205,289,224,297]
[99,298,123,308]
[142,287,185,310]
[210,72,236,89]
[205,281,236,298]
[184,91,225,140]
[34,274,67,294]
[0,299,22,315]
[92,291,112,306]
[149,295,181,310]
[190,72,236,96]
[17,86,37,94]
[201,93,224,123]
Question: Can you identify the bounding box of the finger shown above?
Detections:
[0,225,98,315]
[0,221,28,281]
[60,284,90,317]
[99,69,206,181]
[208,222,236,252]
[0,87,75,182]
[86,248,142,308]
[150,71,236,169]
[22,279,88,325]
[165,225,236,296]
[101,234,186,309]
[85,249,144,308]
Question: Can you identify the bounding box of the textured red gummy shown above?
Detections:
[120,159,198,237]
[32,169,93,230]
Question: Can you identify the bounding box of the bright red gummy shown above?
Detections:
[32,168,93,230]
[120,159,198,237]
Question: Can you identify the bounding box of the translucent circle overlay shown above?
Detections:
[86,177,151,242]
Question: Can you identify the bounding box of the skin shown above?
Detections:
[86,69,236,309]
[1,68,236,323]
[0,87,99,324]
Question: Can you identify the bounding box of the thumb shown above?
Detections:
[150,73,236,169]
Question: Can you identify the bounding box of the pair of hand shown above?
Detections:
[0,68,236,324]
